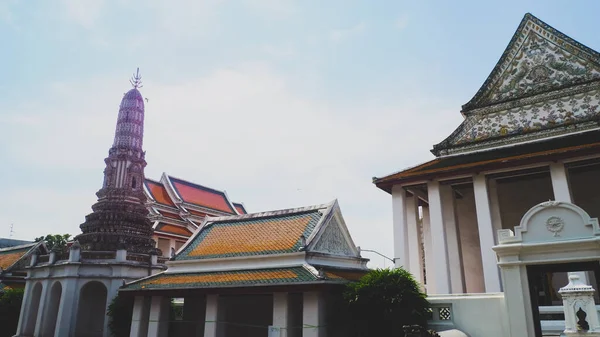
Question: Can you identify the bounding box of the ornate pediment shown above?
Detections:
[463,13,600,112]
[308,203,359,257]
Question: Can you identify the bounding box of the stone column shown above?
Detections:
[473,174,502,293]
[422,206,435,293]
[204,294,220,337]
[129,296,150,337]
[392,185,409,269]
[54,278,77,336]
[273,293,290,337]
[441,184,464,293]
[303,292,325,337]
[33,279,50,337]
[549,162,589,283]
[147,296,170,337]
[426,181,451,294]
[406,195,424,283]
[14,280,32,336]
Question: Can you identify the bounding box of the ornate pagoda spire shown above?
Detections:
[76,69,158,254]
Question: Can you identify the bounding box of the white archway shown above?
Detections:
[23,282,43,335]
[75,281,108,337]
[41,281,62,337]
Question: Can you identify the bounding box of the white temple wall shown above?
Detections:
[453,185,485,293]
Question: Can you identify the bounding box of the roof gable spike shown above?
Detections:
[161,173,183,204]
[462,13,600,112]
[306,200,361,257]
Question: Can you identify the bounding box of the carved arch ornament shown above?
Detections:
[497,201,600,244]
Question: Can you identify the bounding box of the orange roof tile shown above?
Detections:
[145,180,176,207]
[188,209,208,217]
[159,211,184,221]
[177,210,322,260]
[0,248,29,270]
[170,178,236,214]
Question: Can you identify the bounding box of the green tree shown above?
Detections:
[34,234,72,253]
[0,288,24,337]
[333,268,431,337]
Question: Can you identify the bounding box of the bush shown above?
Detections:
[332,268,430,337]
[0,288,24,337]
[107,295,134,337]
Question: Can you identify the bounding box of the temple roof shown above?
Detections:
[169,176,237,214]
[175,203,331,261]
[123,265,368,291]
[154,223,194,238]
[145,179,176,207]
[233,202,247,215]
[0,242,43,272]
[374,131,600,192]
[431,13,600,156]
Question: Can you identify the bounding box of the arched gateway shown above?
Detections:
[494,201,600,337]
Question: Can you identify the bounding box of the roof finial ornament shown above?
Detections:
[130,67,143,89]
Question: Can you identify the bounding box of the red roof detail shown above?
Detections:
[233,203,247,214]
[188,209,208,217]
[170,178,235,214]
[145,180,176,207]
[158,211,184,221]
[156,224,193,237]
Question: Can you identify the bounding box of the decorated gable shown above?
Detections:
[432,13,600,156]
[308,204,360,257]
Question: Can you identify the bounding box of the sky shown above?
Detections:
[1,0,600,268]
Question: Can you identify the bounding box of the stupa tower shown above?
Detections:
[76,69,158,254]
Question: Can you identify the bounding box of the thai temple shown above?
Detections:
[8,67,369,337]
[373,13,600,337]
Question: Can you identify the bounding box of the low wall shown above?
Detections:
[428,293,507,337]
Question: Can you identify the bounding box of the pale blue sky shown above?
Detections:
[1,1,599,267]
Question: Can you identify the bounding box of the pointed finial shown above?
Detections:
[130,68,143,89]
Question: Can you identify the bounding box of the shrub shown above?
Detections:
[333,268,430,337]
[107,294,134,337]
[0,288,24,337]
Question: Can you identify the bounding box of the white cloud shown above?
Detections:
[329,22,366,42]
[1,61,462,268]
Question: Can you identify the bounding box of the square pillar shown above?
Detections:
[392,185,410,268]
[550,162,573,202]
[147,296,170,337]
[550,162,588,283]
[204,294,220,337]
[54,279,77,337]
[406,195,424,284]
[14,281,32,336]
[473,174,502,293]
[441,184,464,293]
[33,280,50,337]
[129,296,150,337]
[422,206,435,293]
[426,181,451,294]
[303,292,325,337]
[273,293,290,337]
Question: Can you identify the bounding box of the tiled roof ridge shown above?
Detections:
[0,242,38,253]
[202,200,335,224]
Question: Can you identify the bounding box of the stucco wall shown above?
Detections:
[428,293,507,337]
